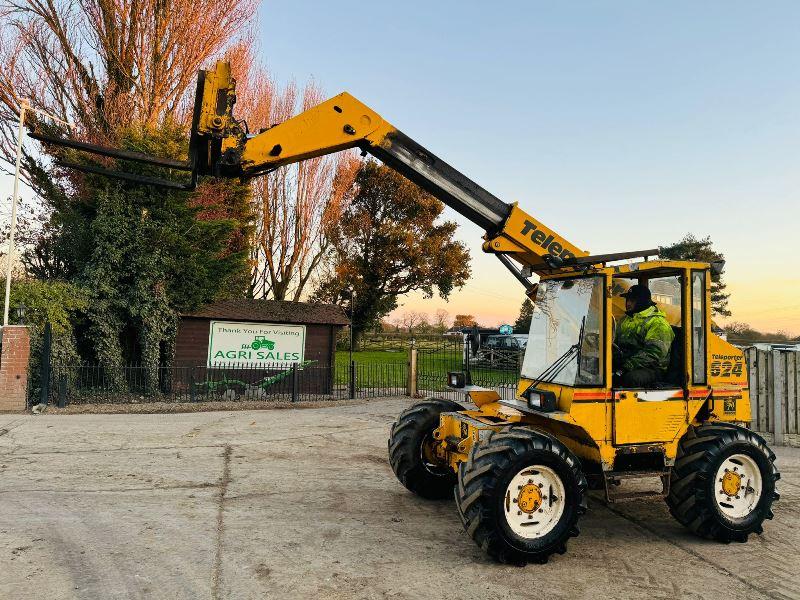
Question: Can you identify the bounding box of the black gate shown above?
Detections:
[415,334,521,401]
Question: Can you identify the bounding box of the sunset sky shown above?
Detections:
[258,0,800,334]
[1,2,798,334]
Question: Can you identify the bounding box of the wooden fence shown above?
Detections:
[745,348,800,446]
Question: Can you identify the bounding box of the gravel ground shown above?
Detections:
[34,398,368,415]
[1,397,798,600]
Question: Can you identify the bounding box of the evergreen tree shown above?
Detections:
[0,0,256,391]
[514,298,534,332]
[27,124,251,389]
[659,234,731,317]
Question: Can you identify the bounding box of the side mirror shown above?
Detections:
[710,260,725,276]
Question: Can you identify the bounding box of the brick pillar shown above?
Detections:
[0,325,31,412]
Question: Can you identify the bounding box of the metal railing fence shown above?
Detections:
[37,340,799,447]
[43,361,409,406]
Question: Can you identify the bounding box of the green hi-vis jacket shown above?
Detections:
[615,305,675,372]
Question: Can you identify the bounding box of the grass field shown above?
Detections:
[334,350,407,367]
[333,350,408,388]
[334,348,519,390]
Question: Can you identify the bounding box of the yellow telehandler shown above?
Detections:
[41,61,779,565]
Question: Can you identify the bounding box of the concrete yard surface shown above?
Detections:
[1,398,799,600]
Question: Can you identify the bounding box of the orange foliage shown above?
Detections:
[245,71,360,301]
[453,314,478,328]
[0,0,258,163]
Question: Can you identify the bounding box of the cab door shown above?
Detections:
[612,272,688,445]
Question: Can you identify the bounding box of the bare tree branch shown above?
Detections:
[243,72,360,301]
[0,0,258,177]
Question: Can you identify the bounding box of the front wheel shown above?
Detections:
[388,398,465,499]
[667,423,780,543]
[455,426,587,565]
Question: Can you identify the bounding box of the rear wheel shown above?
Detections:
[388,398,465,499]
[455,426,587,565]
[667,423,779,542]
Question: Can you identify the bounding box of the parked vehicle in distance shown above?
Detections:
[474,334,527,368]
[482,334,528,351]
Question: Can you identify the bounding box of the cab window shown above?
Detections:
[691,271,707,384]
[611,273,683,388]
[612,275,682,327]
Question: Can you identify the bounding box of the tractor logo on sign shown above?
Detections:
[247,335,275,351]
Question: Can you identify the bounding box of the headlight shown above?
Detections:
[522,387,557,412]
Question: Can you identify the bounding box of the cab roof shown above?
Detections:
[539,259,711,281]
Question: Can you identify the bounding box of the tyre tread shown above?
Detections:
[666,423,779,543]
[388,398,465,500]
[455,426,587,565]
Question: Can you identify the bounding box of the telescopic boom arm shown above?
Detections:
[190,62,593,276]
[37,61,658,278]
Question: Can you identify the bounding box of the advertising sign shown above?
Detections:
[207,321,306,366]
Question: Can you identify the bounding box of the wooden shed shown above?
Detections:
[175,299,349,368]
[173,300,348,397]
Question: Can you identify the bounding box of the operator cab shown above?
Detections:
[516,260,711,455]
[611,264,707,391]
[519,261,710,400]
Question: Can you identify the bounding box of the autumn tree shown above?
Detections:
[0,0,258,165]
[659,234,731,317]
[514,298,534,332]
[314,161,470,345]
[245,76,359,300]
[0,0,257,386]
[453,314,478,329]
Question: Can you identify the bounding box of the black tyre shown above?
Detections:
[667,423,780,543]
[455,426,587,565]
[388,398,465,500]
